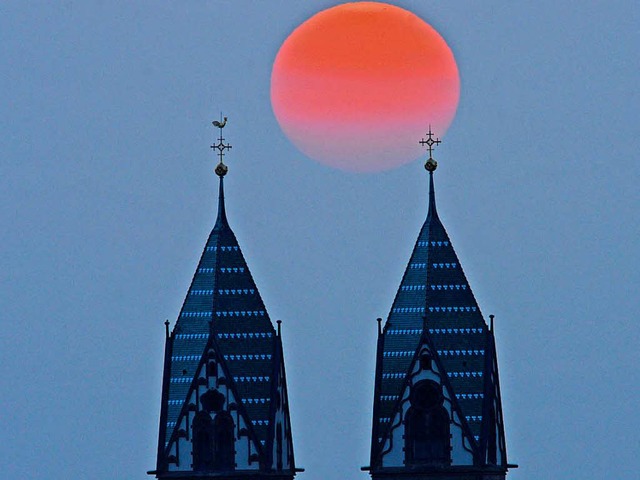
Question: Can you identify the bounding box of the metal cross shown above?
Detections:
[211,115,232,164]
[419,125,441,160]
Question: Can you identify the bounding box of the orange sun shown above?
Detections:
[271,2,460,172]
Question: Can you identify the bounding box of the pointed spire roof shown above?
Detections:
[375,170,488,430]
[162,174,280,444]
[370,152,509,472]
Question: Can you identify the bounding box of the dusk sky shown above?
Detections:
[1,2,639,479]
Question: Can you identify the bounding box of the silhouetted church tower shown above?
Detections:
[365,129,515,480]
[149,120,299,480]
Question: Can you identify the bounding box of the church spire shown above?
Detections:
[151,118,299,479]
[421,125,440,221]
[366,131,514,479]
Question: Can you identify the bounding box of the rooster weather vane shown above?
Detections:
[419,126,441,172]
[211,115,231,177]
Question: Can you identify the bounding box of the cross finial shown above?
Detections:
[419,125,441,172]
[211,114,232,177]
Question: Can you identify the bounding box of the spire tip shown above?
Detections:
[419,125,441,172]
[211,114,232,177]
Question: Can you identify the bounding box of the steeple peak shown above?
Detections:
[419,125,441,173]
[211,114,232,177]
[211,116,231,230]
[420,126,441,221]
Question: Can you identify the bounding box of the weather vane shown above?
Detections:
[211,114,231,177]
[419,126,441,172]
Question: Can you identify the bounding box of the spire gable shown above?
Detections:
[372,329,478,471]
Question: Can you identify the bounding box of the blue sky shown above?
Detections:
[1,1,639,479]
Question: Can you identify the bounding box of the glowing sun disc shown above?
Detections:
[271,2,460,172]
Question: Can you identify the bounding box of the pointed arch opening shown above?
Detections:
[405,380,451,466]
[191,410,236,471]
[192,411,215,471]
[213,411,236,470]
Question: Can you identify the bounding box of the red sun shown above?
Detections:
[271,2,460,172]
